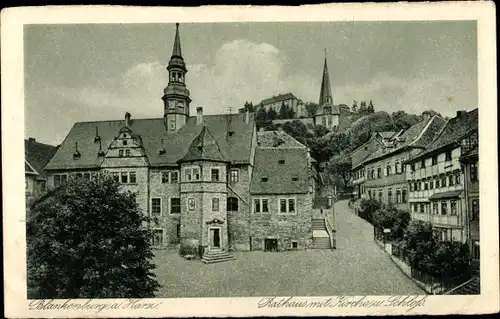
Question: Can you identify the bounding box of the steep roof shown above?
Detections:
[25,139,58,177]
[361,115,446,165]
[315,104,340,116]
[407,109,478,162]
[250,147,310,194]
[178,125,228,163]
[257,130,307,148]
[319,54,333,106]
[258,93,298,106]
[45,113,254,170]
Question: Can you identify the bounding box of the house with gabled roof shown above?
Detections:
[405,109,478,246]
[359,114,447,210]
[25,138,58,203]
[42,24,325,261]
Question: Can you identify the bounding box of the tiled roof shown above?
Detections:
[408,109,478,162]
[250,147,310,194]
[25,160,38,175]
[258,93,298,106]
[257,130,306,148]
[45,113,254,170]
[178,125,228,163]
[361,116,446,165]
[428,190,463,201]
[25,139,59,177]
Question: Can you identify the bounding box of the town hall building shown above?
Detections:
[43,24,333,262]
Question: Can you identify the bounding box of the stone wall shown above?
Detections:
[250,193,312,251]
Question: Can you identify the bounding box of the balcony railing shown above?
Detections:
[411,213,461,226]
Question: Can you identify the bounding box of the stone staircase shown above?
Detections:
[312,218,332,249]
[444,276,480,295]
[201,248,236,264]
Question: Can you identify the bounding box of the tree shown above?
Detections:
[392,111,420,131]
[240,101,255,113]
[358,101,367,114]
[367,100,375,113]
[267,108,278,121]
[325,152,352,190]
[305,102,319,118]
[352,100,358,113]
[27,176,160,298]
[255,107,268,127]
[278,102,292,119]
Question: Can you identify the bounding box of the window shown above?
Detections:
[378,190,382,201]
[433,202,439,215]
[152,229,163,246]
[470,163,478,182]
[445,151,452,161]
[151,198,161,216]
[441,175,447,187]
[410,183,414,192]
[387,164,392,175]
[388,189,393,204]
[261,177,268,182]
[83,172,90,180]
[253,198,269,213]
[450,200,457,215]
[125,149,131,157]
[292,177,298,181]
[448,175,454,186]
[170,171,178,183]
[211,169,220,182]
[229,169,239,183]
[112,172,119,182]
[54,175,61,187]
[472,241,480,260]
[185,167,200,181]
[432,156,438,165]
[396,189,401,203]
[420,203,425,213]
[435,179,440,188]
[471,199,479,221]
[187,198,195,211]
[170,198,181,214]
[421,159,426,168]
[123,140,127,146]
[176,224,181,239]
[424,181,428,190]
[119,150,124,157]
[162,172,169,183]
[121,172,128,184]
[416,182,421,191]
[410,164,415,172]
[455,173,461,185]
[377,167,381,178]
[401,159,406,172]
[402,188,407,203]
[292,241,298,249]
[76,173,83,179]
[279,198,296,213]
[278,160,285,165]
[129,172,137,184]
[395,162,400,174]
[212,198,220,211]
[60,175,68,184]
[227,197,239,211]
[91,172,97,181]
[441,201,448,215]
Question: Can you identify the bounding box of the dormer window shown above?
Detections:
[123,140,127,146]
[125,149,131,157]
[261,177,268,182]
[278,160,285,165]
[292,177,298,181]
[227,131,235,137]
[119,150,124,157]
[73,142,81,160]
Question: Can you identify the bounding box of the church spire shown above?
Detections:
[172,23,182,58]
[319,49,333,106]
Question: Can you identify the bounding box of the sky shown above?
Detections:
[24,21,477,145]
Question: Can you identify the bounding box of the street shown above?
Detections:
[153,199,424,297]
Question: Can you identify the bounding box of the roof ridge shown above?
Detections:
[409,116,437,146]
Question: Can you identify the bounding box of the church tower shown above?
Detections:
[319,50,333,106]
[162,23,191,131]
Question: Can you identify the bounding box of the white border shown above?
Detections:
[2,3,498,318]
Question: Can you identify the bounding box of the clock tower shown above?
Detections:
[162,23,191,131]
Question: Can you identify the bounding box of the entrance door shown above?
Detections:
[264,238,278,252]
[210,228,221,248]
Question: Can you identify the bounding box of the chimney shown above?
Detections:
[196,107,203,124]
[28,137,36,144]
[423,112,430,121]
[456,110,467,118]
[125,112,131,127]
[245,109,250,124]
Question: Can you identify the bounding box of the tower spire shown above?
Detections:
[172,23,182,58]
[319,49,333,106]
